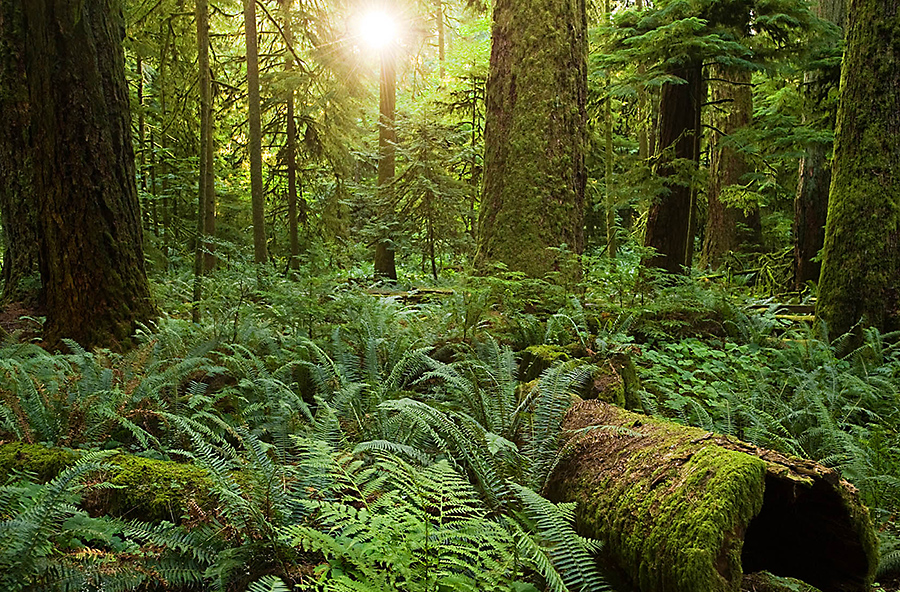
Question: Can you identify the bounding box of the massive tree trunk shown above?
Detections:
[643,63,703,274]
[0,2,40,303]
[816,0,900,338]
[0,0,155,349]
[476,0,587,278]
[546,400,877,592]
[793,0,845,290]
[702,65,761,268]
[374,48,398,281]
[245,0,269,264]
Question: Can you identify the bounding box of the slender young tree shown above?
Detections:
[245,0,269,263]
[477,0,588,277]
[193,0,214,322]
[374,42,399,280]
[0,0,155,348]
[816,0,900,338]
[280,0,301,270]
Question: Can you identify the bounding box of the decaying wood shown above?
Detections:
[545,400,877,592]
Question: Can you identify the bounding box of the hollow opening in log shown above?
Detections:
[741,473,871,592]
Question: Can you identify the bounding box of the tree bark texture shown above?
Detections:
[702,66,761,268]
[245,0,268,264]
[0,0,155,349]
[643,63,703,274]
[476,0,587,278]
[374,48,398,281]
[816,0,900,337]
[792,0,845,290]
[546,400,877,592]
[0,1,40,303]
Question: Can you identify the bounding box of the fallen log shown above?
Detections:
[545,400,877,592]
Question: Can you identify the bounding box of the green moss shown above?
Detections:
[741,572,822,592]
[0,441,78,482]
[0,442,214,523]
[102,454,213,523]
[519,345,571,381]
[563,411,767,592]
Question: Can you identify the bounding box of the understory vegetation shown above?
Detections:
[1,247,898,591]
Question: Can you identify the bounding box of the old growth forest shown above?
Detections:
[0,0,898,590]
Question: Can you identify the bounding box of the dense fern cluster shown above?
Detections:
[2,255,900,589]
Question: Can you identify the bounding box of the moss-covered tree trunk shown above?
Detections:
[0,0,155,349]
[643,63,702,274]
[546,400,877,592]
[0,1,40,304]
[702,66,761,268]
[476,0,587,277]
[793,0,845,290]
[816,0,900,337]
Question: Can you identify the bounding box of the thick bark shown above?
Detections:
[476,0,587,278]
[816,0,900,338]
[0,1,40,303]
[245,0,268,264]
[546,400,877,592]
[702,66,761,268]
[643,63,703,274]
[374,48,398,281]
[0,0,155,349]
[793,0,845,290]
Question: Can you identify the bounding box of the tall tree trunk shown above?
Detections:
[374,48,398,280]
[816,0,900,338]
[436,0,446,78]
[702,65,760,268]
[160,18,173,255]
[477,0,587,277]
[245,0,268,264]
[0,0,155,349]
[643,63,702,274]
[193,0,211,322]
[793,0,845,289]
[0,1,40,303]
[604,0,616,259]
[281,0,300,271]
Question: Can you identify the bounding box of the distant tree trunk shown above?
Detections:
[604,0,617,259]
[702,65,760,268]
[816,0,900,338]
[374,48,398,281]
[793,0,845,289]
[159,18,173,255]
[643,63,702,274]
[477,0,587,277]
[195,2,216,275]
[193,0,211,323]
[281,0,300,271]
[0,0,155,348]
[245,0,268,264]
[0,1,40,303]
[436,0,446,78]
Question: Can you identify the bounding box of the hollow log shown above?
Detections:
[545,400,877,592]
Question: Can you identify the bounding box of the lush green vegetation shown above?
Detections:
[1,0,899,590]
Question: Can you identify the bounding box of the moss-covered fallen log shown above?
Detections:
[545,400,877,592]
[0,441,213,522]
